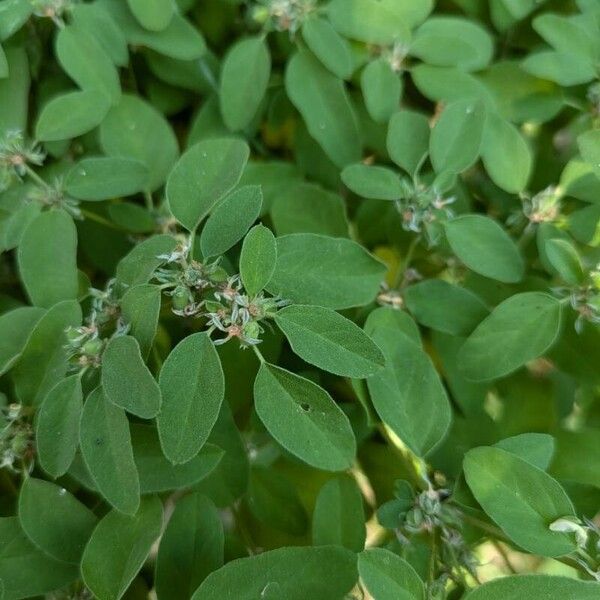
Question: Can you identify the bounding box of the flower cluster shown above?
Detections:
[0,404,34,474]
[0,130,45,191]
[379,481,479,585]
[154,241,287,347]
[522,185,562,224]
[252,0,316,34]
[31,0,75,27]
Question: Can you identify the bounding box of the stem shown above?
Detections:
[232,503,256,556]
[24,164,51,190]
[80,209,128,232]
[189,226,198,260]
[492,540,517,574]
[429,530,438,586]
[394,235,421,289]
[252,345,266,364]
[144,190,154,212]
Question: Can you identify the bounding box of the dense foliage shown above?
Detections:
[1,0,600,598]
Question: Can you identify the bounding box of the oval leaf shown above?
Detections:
[464,446,577,557]
[101,335,161,419]
[79,387,140,515]
[445,215,525,283]
[200,185,263,258]
[254,363,356,472]
[458,292,562,381]
[81,497,163,600]
[158,333,224,464]
[166,138,250,231]
[239,224,277,297]
[274,304,384,378]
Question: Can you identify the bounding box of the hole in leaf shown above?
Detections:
[300,403,311,412]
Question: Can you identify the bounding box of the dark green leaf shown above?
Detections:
[158,333,224,464]
[79,387,140,515]
[102,335,161,419]
[81,496,163,600]
[191,546,358,600]
[239,224,277,296]
[155,493,224,599]
[267,234,386,309]
[200,186,262,258]
[254,363,356,471]
[36,374,83,478]
[166,138,250,231]
[275,304,385,378]
[18,477,96,564]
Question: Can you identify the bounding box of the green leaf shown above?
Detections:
[270,181,348,237]
[248,467,308,536]
[127,0,174,31]
[364,307,421,346]
[578,129,600,179]
[120,284,161,358]
[191,546,358,600]
[158,333,224,464]
[464,446,577,557]
[131,424,223,493]
[166,138,250,231]
[239,224,277,296]
[219,36,270,132]
[361,58,402,123]
[0,46,30,132]
[445,215,524,283]
[71,3,128,67]
[481,112,532,193]
[0,306,45,376]
[79,387,140,515]
[358,548,425,600]
[458,292,562,381]
[116,234,177,288]
[544,238,584,285]
[155,493,224,599]
[522,50,596,86]
[36,375,83,478]
[100,94,179,191]
[55,25,120,103]
[533,13,597,60]
[18,478,96,564]
[0,0,32,41]
[36,88,111,142]
[254,363,356,471]
[0,44,7,78]
[367,325,451,457]
[411,17,493,71]
[327,0,431,44]
[551,428,600,488]
[286,50,361,168]
[81,497,163,600]
[404,279,489,336]
[267,234,386,310]
[495,433,555,471]
[103,0,205,60]
[312,475,365,552]
[12,300,81,406]
[102,335,161,419]
[302,16,353,79]
[18,210,78,308]
[341,164,402,200]
[463,574,600,600]
[0,517,78,600]
[387,110,430,176]
[430,98,486,174]
[65,157,149,201]
[200,186,262,258]
[274,305,384,378]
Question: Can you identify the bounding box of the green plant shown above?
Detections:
[1,0,600,598]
